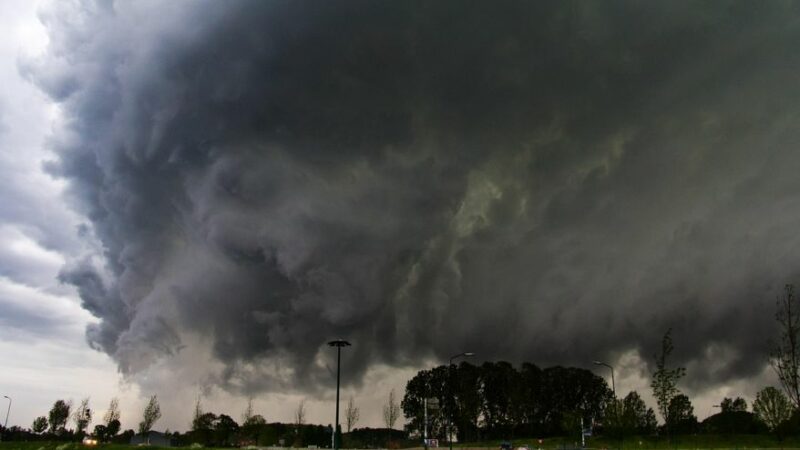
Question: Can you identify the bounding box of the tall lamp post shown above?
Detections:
[593,361,616,449]
[2,396,10,442]
[448,352,474,450]
[328,340,351,450]
[592,361,615,398]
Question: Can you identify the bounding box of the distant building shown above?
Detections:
[130,431,175,447]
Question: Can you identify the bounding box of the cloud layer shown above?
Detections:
[29,0,800,395]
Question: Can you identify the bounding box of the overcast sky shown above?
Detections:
[3,0,799,433]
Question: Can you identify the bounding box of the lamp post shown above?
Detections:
[593,361,616,449]
[448,352,474,450]
[592,361,615,398]
[2,396,10,442]
[328,340,351,450]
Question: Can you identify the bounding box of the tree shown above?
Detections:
[383,389,400,429]
[191,412,218,445]
[242,414,266,441]
[666,394,697,434]
[192,395,203,430]
[603,398,626,436]
[644,408,658,434]
[401,366,449,439]
[32,416,48,434]
[193,412,217,432]
[295,400,307,426]
[539,366,612,434]
[94,424,108,441]
[73,397,92,435]
[215,414,239,446]
[104,398,121,426]
[138,395,162,435]
[479,361,518,437]
[720,397,748,413]
[516,363,543,436]
[242,397,254,424]
[651,328,686,434]
[753,386,793,431]
[346,397,360,432]
[106,419,121,440]
[771,284,800,409]
[617,391,657,434]
[48,400,71,433]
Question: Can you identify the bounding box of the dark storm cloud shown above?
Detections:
[30,0,800,393]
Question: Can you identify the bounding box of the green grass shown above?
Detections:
[0,444,174,450]
[451,435,800,450]
[6,437,800,450]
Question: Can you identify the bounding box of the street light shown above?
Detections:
[328,340,351,450]
[593,361,617,449]
[448,352,474,450]
[592,361,615,398]
[2,396,10,442]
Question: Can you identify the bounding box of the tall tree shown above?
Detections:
[192,395,203,430]
[192,412,218,445]
[539,366,612,434]
[651,328,686,434]
[666,394,696,433]
[106,419,121,440]
[480,362,518,437]
[72,397,92,434]
[32,416,48,434]
[623,391,657,433]
[295,400,307,426]
[517,363,543,434]
[242,397,254,424]
[242,413,266,441]
[454,362,483,442]
[771,284,800,408]
[345,397,360,432]
[401,367,448,439]
[138,395,162,435]
[383,389,400,429]
[193,412,217,432]
[103,398,121,426]
[753,386,793,431]
[215,414,239,446]
[48,400,71,433]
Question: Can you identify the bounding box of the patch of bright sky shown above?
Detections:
[0,0,140,431]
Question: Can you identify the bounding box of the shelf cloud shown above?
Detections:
[29,0,800,395]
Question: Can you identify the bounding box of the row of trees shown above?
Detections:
[400,359,800,441]
[12,394,389,448]
[183,396,402,448]
[401,361,615,441]
[399,312,800,443]
[24,395,161,442]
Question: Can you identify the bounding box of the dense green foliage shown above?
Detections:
[47,401,71,434]
[402,361,613,440]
